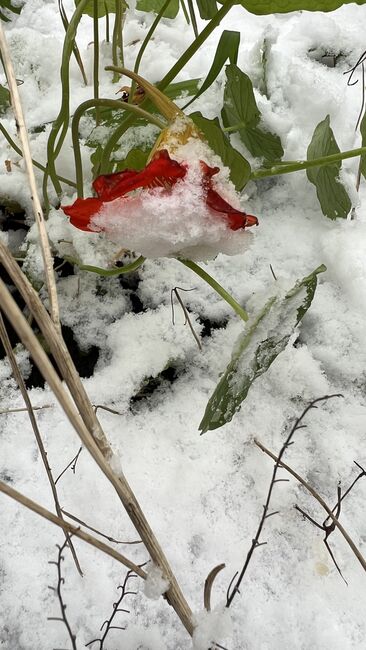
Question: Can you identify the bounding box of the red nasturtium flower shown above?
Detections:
[62,68,258,255]
[63,149,258,233]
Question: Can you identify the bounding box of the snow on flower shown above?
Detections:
[143,563,170,600]
[62,72,258,261]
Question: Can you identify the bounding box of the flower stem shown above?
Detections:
[130,0,173,102]
[158,0,236,90]
[93,0,100,126]
[71,98,165,197]
[179,259,249,322]
[45,0,90,208]
[251,145,366,181]
[102,0,236,148]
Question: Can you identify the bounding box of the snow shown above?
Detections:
[143,563,170,600]
[192,605,233,650]
[1,1,366,649]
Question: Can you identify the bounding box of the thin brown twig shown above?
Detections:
[0,404,52,414]
[0,479,147,579]
[85,569,138,648]
[254,440,366,574]
[170,286,201,350]
[55,447,83,485]
[61,509,142,545]
[0,311,83,576]
[48,538,78,649]
[226,395,343,607]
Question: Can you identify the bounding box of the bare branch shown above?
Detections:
[226,395,343,608]
[55,448,83,485]
[254,440,366,573]
[171,286,201,350]
[0,312,82,576]
[0,479,147,579]
[48,540,78,649]
[61,509,141,545]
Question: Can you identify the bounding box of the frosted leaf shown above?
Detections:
[143,564,170,600]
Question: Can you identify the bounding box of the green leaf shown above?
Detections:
[113,147,149,172]
[164,78,201,100]
[190,111,251,190]
[136,0,179,18]
[196,0,218,19]
[218,0,366,14]
[199,264,326,433]
[90,144,103,179]
[306,115,351,219]
[0,84,10,115]
[74,0,127,17]
[184,30,240,109]
[222,63,283,161]
[0,0,22,21]
[360,111,366,181]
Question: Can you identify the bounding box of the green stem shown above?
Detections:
[158,0,235,90]
[112,0,124,83]
[93,0,100,125]
[102,0,235,150]
[71,98,165,197]
[130,0,173,103]
[185,0,199,38]
[0,123,76,188]
[45,0,90,206]
[179,0,191,26]
[222,122,246,133]
[251,146,366,181]
[179,259,249,322]
[65,255,145,276]
[105,2,110,42]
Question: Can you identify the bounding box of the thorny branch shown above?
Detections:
[254,445,366,574]
[295,460,366,582]
[226,394,342,607]
[48,539,77,650]
[85,569,139,648]
[0,311,82,576]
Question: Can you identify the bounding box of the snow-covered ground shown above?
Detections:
[1,1,366,648]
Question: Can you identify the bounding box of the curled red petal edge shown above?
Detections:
[92,150,187,201]
[62,197,104,231]
[200,161,258,231]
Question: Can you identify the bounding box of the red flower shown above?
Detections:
[62,150,258,233]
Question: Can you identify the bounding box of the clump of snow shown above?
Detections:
[143,563,170,600]
[91,159,253,261]
[192,605,233,650]
[109,451,124,478]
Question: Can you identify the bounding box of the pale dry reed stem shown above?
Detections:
[0,23,60,330]
[0,479,147,578]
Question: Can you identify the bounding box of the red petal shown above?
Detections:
[62,197,104,231]
[92,150,186,201]
[200,161,258,231]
